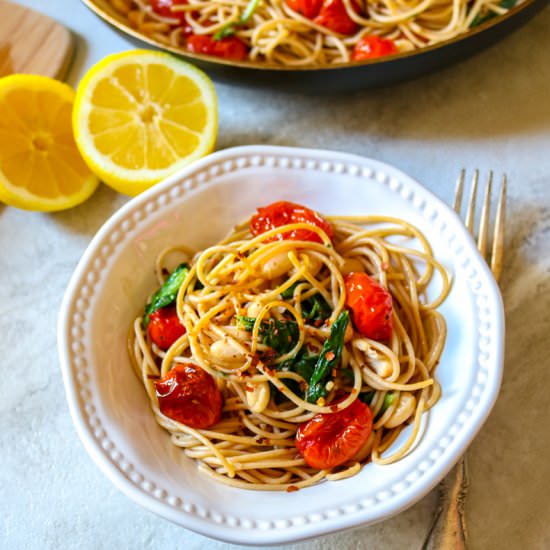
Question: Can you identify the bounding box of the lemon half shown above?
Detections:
[73,50,218,196]
[0,75,99,211]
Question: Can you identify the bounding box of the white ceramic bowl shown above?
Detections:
[58,146,504,545]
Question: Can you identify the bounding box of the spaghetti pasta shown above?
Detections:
[129,202,450,491]
[107,0,516,66]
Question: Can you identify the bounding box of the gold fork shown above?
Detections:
[422,170,507,550]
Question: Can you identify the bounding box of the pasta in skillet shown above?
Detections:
[108,0,517,66]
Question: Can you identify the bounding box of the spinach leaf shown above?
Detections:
[214,0,262,39]
[358,390,397,420]
[236,315,299,355]
[273,351,318,402]
[359,390,375,405]
[281,281,331,322]
[144,264,189,328]
[305,311,349,403]
[470,0,517,27]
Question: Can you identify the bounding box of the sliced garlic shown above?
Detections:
[355,339,393,378]
[295,253,323,278]
[246,300,263,318]
[246,381,271,413]
[262,252,293,279]
[210,338,246,365]
[385,392,416,428]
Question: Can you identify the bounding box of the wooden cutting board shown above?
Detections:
[0,0,74,79]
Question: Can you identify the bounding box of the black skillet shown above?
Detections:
[81,0,549,93]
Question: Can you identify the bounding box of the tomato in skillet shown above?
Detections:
[296,399,373,469]
[147,306,186,350]
[150,0,188,23]
[155,363,222,429]
[250,201,334,244]
[286,0,360,34]
[344,272,393,341]
[352,36,398,61]
[150,0,194,35]
[286,0,324,18]
[314,0,360,35]
[186,34,248,61]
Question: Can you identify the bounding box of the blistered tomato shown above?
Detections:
[147,306,186,350]
[314,0,360,35]
[250,201,334,244]
[344,272,393,340]
[150,0,188,23]
[286,0,324,18]
[186,34,248,61]
[296,399,373,469]
[352,36,398,61]
[155,363,223,429]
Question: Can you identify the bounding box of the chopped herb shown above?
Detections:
[236,315,299,355]
[359,390,375,405]
[281,281,331,322]
[144,263,189,328]
[470,0,517,27]
[375,392,397,420]
[358,391,396,419]
[214,0,262,39]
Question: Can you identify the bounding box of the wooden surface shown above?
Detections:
[0,0,73,79]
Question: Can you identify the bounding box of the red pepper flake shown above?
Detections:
[147,374,160,380]
[314,319,323,327]
[256,437,271,445]
[330,404,339,412]
[245,383,255,392]
[331,369,337,377]
[351,388,358,394]
[286,485,299,493]
[325,351,335,361]
[250,354,261,368]
[381,262,389,271]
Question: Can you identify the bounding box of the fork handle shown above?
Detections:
[421,459,469,550]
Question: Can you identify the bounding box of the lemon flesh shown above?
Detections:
[73,50,218,196]
[0,75,99,211]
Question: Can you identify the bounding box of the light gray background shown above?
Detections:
[2,1,550,548]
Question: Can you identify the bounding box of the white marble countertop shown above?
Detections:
[2,1,550,548]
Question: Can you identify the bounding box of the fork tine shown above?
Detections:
[465,170,479,233]
[453,169,465,213]
[477,171,493,258]
[490,175,507,282]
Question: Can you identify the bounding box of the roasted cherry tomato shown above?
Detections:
[147,306,186,350]
[150,0,193,35]
[314,0,360,35]
[154,363,223,429]
[296,399,373,469]
[186,34,248,61]
[250,201,334,244]
[286,0,323,18]
[344,272,393,340]
[150,0,188,22]
[352,35,397,61]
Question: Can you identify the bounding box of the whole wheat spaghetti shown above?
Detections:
[129,203,450,491]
